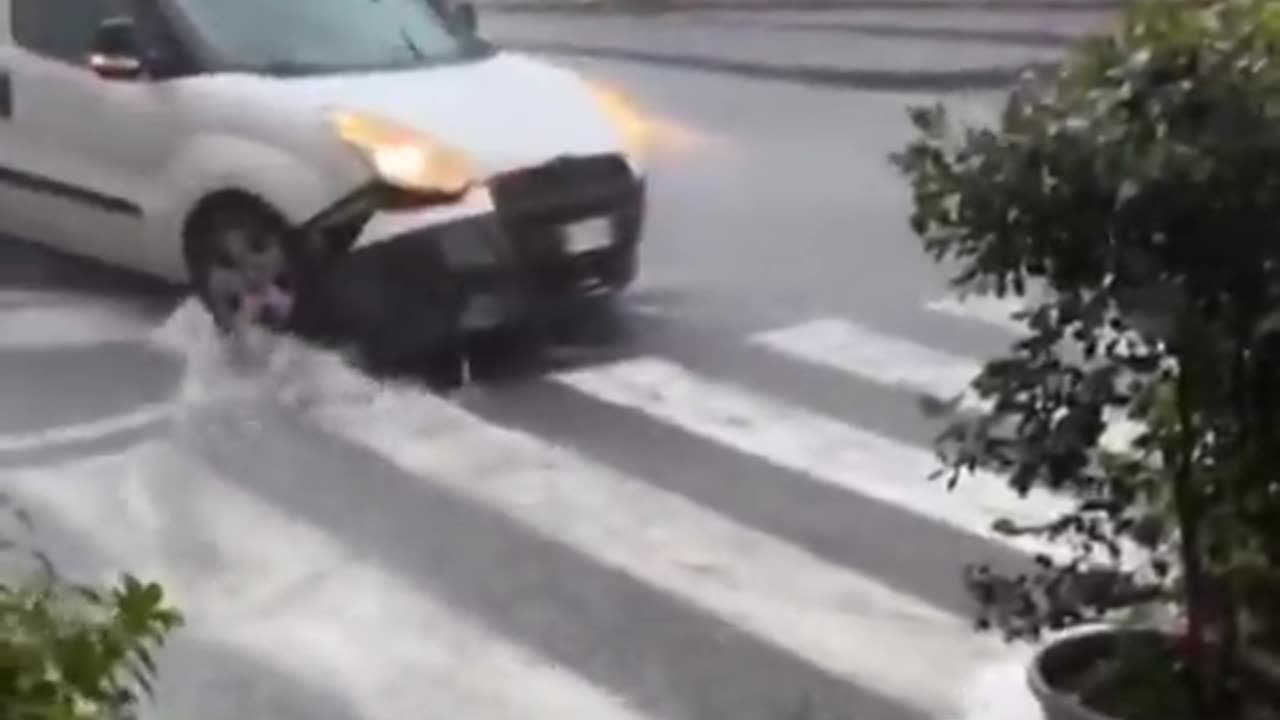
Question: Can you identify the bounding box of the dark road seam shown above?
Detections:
[0,163,142,217]
[701,17,1080,48]
[511,40,1054,91]
[489,0,1121,15]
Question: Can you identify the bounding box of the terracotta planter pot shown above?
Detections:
[1027,628,1152,720]
[1028,627,1280,720]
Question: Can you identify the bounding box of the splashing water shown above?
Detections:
[150,301,390,415]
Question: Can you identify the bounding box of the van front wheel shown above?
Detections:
[184,200,306,336]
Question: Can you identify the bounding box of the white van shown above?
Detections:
[0,0,649,346]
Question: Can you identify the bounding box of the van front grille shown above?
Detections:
[489,154,638,225]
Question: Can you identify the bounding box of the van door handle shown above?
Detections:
[0,72,11,119]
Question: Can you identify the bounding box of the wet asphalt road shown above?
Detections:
[0,4,1112,720]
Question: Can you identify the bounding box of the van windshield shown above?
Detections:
[172,0,488,75]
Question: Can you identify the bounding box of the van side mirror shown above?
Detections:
[88,17,145,80]
[453,1,478,34]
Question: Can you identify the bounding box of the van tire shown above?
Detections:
[183,198,311,337]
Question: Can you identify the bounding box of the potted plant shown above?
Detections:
[894,0,1280,718]
[0,495,184,720]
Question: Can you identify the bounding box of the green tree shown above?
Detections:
[895,0,1280,716]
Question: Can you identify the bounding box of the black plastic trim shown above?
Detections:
[0,72,11,119]
[0,163,141,216]
[490,154,640,226]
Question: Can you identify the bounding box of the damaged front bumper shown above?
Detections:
[295,155,646,339]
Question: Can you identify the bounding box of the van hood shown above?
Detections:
[271,52,626,177]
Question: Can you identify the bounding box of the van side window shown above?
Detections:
[11,0,127,64]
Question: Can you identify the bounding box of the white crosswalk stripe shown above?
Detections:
[924,294,1031,334]
[753,311,1149,471]
[0,402,175,453]
[553,355,1073,562]
[0,296,1072,720]
[749,314,1147,571]
[750,316,982,401]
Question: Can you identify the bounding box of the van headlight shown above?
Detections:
[329,110,476,196]
[585,81,651,163]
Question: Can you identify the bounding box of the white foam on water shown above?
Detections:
[150,300,386,415]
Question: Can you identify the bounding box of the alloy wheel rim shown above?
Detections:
[205,224,296,334]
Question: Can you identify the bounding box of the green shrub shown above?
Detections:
[0,502,183,720]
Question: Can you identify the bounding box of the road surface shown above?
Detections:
[0,4,1112,719]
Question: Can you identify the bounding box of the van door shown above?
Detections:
[0,5,81,251]
[2,0,139,261]
[3,0,185,272]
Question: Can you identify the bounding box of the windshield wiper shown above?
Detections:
[249,60,333,77]
[399,29,427,61]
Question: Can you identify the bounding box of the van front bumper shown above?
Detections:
[331,170,646,334]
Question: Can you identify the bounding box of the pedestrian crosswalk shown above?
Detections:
[312,362,1005,719]
[0,292,1066,720]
